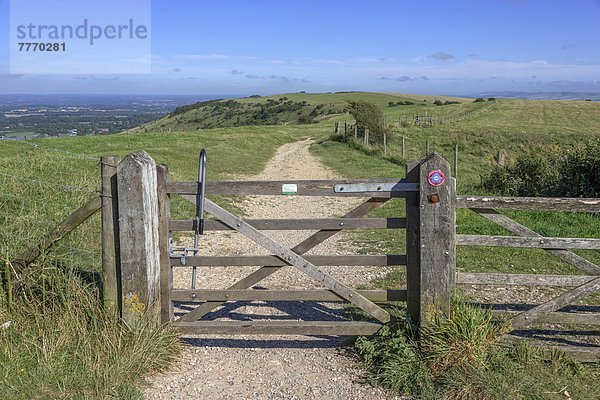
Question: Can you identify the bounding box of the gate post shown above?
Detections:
[101,156,121,313]
[406,152,456,328]
[116,151,161,327]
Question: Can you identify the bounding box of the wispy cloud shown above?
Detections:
[174,54,229,61]
[0,74,24,79]
[429,51,456,61]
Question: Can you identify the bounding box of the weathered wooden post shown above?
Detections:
[335,122,339,134]
[405,152,456,327]
[401,136,405,158]
[383,132,387,156]
[454,143,459,180]
[354,125,358,140]
[116,151,161,327]
[156,164,173,325]
[101,156,122,312]
[495,150,506,167]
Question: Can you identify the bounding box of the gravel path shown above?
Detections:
[145,139,398,399]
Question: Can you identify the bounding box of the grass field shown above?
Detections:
[1,91,599,398]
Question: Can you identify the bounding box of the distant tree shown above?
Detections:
[347,100,389,144]
[488,97,496,101]
[298,114,314,124]
[473,98,485,103]
[433,100,443,106]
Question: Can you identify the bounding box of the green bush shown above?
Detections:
[481,142,600,197]
[481,154,559,196]
[474,98,486,103]
[557,143,600,197]
[347,100,389,144]
[297,114,314,124]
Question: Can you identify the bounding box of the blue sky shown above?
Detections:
[0,0,599,95]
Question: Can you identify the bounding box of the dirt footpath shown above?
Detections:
[144,139,398,399]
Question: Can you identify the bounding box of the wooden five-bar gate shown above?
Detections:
[92,150,599,360]
[101,151,455,335]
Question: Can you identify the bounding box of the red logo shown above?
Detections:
[427,170,446,187]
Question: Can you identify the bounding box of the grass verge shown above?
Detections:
[0,263,180,399]
[353,301,600,399]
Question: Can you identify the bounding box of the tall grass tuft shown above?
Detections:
[420,301,509,377]
[0,265,180,399]
[352,300,600,399]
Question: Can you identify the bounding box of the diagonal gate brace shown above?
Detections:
[179,196,388,322]
[202,198,391,323]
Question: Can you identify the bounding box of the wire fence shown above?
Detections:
[1,140,102,273]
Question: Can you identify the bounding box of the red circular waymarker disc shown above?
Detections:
[427,170,446,187]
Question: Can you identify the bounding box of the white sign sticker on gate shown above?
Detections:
[282,184,298,195]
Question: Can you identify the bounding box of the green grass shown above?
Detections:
[0,267,180,400]
[353,301,600,399]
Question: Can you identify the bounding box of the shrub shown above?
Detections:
[480,142,600,197]
[352,301,508,399]
[481,154,559,196]
[297,114,314,124]
[556,142,600,197]
[433,100,443,106]
[488,97,496,101]
[347,100,389,144]
[473,98,485,103]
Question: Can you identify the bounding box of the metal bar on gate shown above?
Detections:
[191,149,207,289]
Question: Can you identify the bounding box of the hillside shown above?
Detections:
[135,92,600,191]
[138,91,488,132]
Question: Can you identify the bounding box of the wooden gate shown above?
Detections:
[101,151,455,335]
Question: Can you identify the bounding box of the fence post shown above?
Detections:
[401,136,405,158]
[454,143,459,180]
[156,164,173,324]
[496,150,506,167]
[116,151,161,327]
[101,156,122,312]
[383,132,387,156]
[405,152,456,328]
